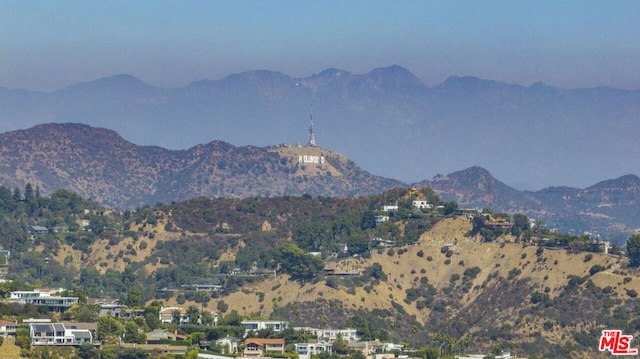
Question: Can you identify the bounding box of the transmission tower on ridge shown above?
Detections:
[307,103,316,147]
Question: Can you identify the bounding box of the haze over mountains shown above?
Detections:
[2,65,639,190]
[0,123,639,244]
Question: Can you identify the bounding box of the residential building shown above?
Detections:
[146,329,187,344]
[382,205,398,211]
[243,338,285,357]
[159,307,189,324]
[0,319,18,337]
[28,225,49,234]
[241,320,288,333]
[215,335,241,354]
[347,340,385,355]
[29,323,92,346]
[412,200,432,209]
[295,342,333,359]
[293,327,359,343]
[10,288,79,311]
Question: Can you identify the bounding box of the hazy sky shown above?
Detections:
[2,1,639,92]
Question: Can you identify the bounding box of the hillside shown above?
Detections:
[1,185,638,358]
[3,124,640,242]
[0,123,404,208]
[48,210,637,357]
[419,167,640,243]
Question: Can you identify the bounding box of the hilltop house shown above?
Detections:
[412,200,432,209]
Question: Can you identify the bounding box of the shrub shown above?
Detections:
[217,301,229,312]
[508,268,522,280]
[417,249,424,257]
[444,259,451,265]
[589,264,605,276]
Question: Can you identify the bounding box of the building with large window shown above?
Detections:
[10,288,79,311]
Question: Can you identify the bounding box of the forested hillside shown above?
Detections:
[1,184,639,358]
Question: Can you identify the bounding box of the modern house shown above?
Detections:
[241,320,289,333]
[295,342,333,359]
[29,323,92,346]
[243,337,285,357]
[10,288,79,311]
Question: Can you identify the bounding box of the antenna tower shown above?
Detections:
[307,103,316,147]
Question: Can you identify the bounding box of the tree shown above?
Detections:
[276,242,324,282]
[77,342,98,359]
[627,234,640,267]
[187,305,200,324]
[125,287,143,307]
[201,310,214,326]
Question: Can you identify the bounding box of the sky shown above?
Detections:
[1,1,639,92]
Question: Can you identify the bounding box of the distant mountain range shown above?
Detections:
[2,65,639,190]
[418,166,640,243]
[0,123,638,243]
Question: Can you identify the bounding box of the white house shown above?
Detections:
[0,320,18,337]
[159,307,190,324]
[382,205,398,211]
[241,320,289,334]
[10,288,79,311]
[412,200,432,209]
[294,327,359,343]
[29,323,92,346]
[215,335,241,354]
[295,342,333,359]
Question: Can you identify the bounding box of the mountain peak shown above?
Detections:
[367,65,425,89]
[587,174,640,190]
[57,74,158,95]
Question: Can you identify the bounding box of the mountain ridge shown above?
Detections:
[1,123,640,243]
[2,64,638,190]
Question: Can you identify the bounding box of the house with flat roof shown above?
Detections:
[29,323,92,346]
[295,342,333,359]
[241,320,289,334]
[10,288,79,311]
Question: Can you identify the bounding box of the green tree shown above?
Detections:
[98,314,124,341]
[187,305,200,324]
[276,242,324,281]
[125,287,143,307]
[627,234,640,267]
[77,342,98,359]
